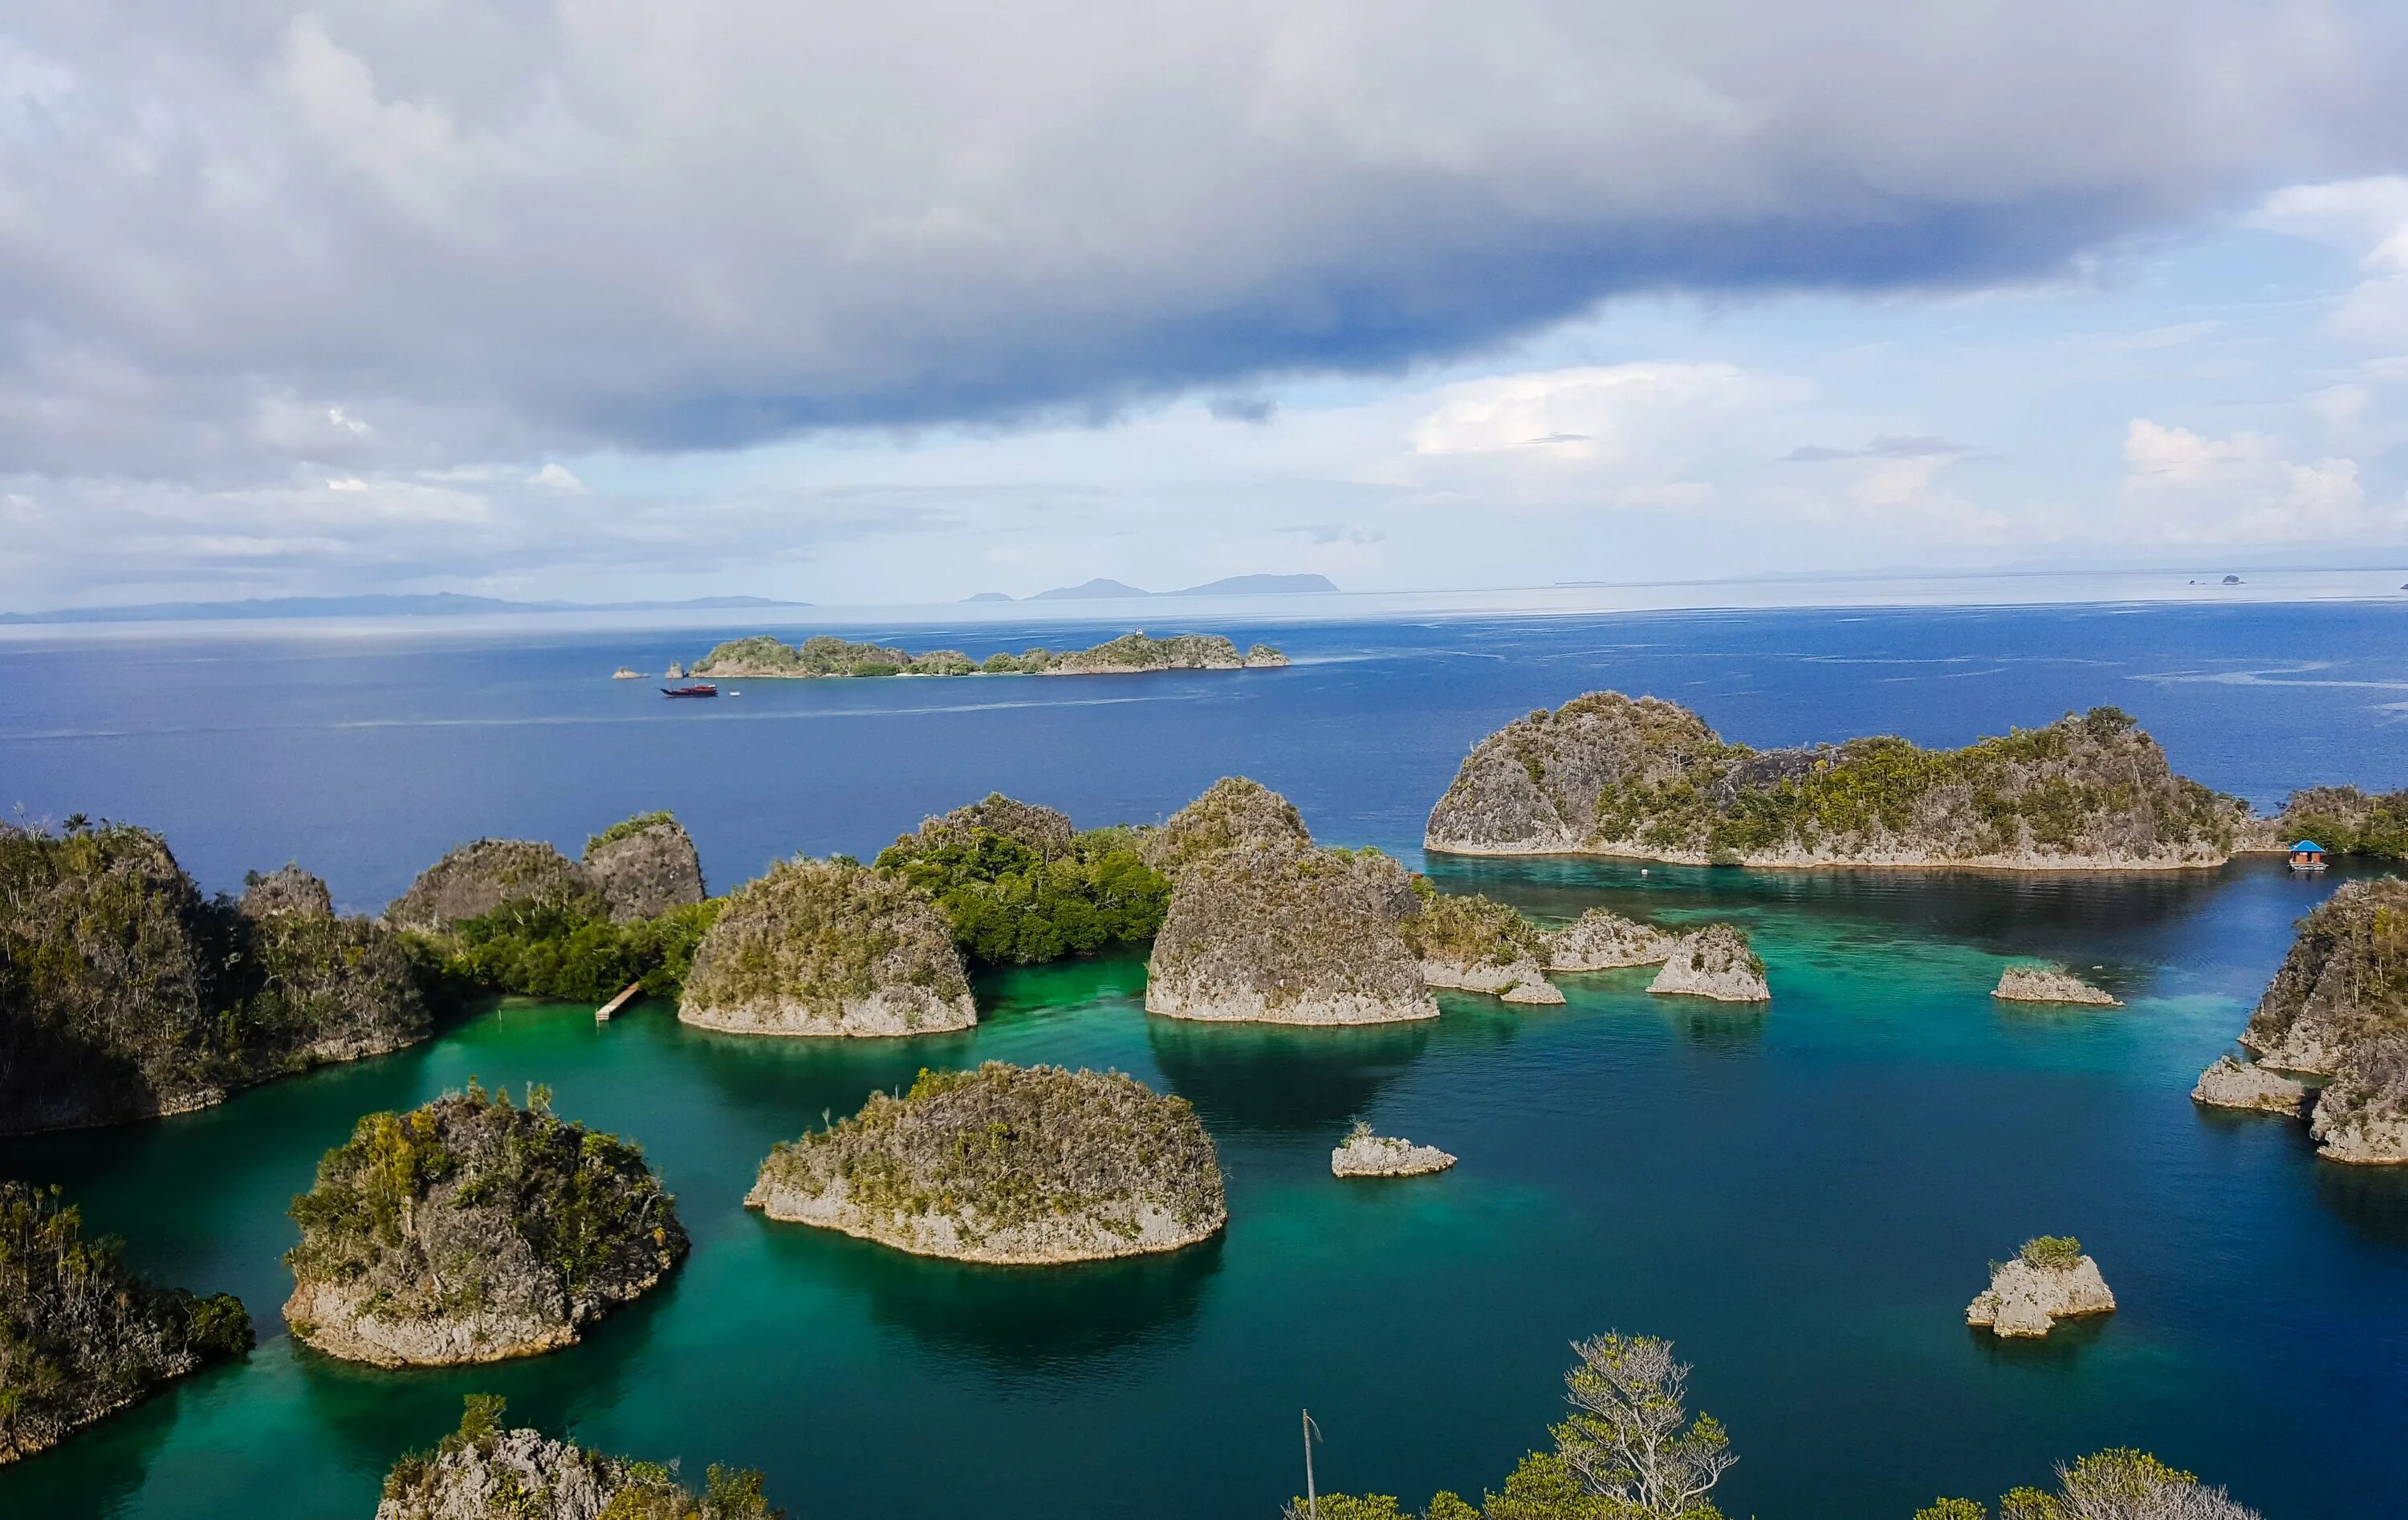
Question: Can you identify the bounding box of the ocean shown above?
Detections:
[1,599,2403,1518]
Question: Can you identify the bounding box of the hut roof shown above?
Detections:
[2289,840,2325,853]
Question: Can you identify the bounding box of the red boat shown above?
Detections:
[661,683,720,698]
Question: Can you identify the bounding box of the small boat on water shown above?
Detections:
[2288,839,2328,873]
[662,683,720,698]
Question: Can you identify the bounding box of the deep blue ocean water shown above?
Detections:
[1,601,2405,1520]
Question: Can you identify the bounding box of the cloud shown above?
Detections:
[1783,433,1969,462]
[2,2,2402,485]
[528,462,586,492]
[1410,363,1774,460]
[2254,177,2408,344]
[2118,418,2405,543]
[1206,395,1278,425]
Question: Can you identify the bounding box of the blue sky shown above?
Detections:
[3,3,2406,608]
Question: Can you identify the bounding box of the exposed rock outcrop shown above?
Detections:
[2308,1030,2408,1164]
[1403,890,1562,1004]
[284,1087,685,1367]
[2240,878,2408,1075]
[384,839,603,933]
[1966,1238,2116,1338]
[1145,847,1437,1025]
[581,812,706,923]
[1993,965,2121,1006]
[1543,908,1676,971]
[1647,924,1770,1002]
[376,1398,777,1520]
[678,857,976,1036]
[747,1063,1226,1263]
[2190,1055,2308,1116]
[889,792,1077,860]
[0,1181,252,1465]
[239,863,334,917]
[1138,776,1313,881]
[1331,1122,1456,1177]
[1425,693,2243,868]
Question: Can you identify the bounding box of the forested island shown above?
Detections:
[378,1396,779,1520]
[687,630,1287,679]
[285,1084,687,1365]
[746,1062,1226,1262]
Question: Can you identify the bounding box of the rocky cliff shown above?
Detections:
[385,839,604,932]
[1993,965,2121,1006]
[2,823,427,1133]
[888,793,1078,860]
[1402,890,1562,1004]
[581,812,706,923]
[2309,1030,2408,1164]
[747,1063,1226,1263]
[1647,924,1770,1002]
[678,858,976,1036]
[2239,878,2408,1075]
[2190,1055,2308,1116]
[0,1181,253,1465]
[285,1087,685,1366]
[1137,776,1313,881]
[240,863,334,917]
[376,1396,778,1520]
[1543,908,1675,971]
[1145,846,1437,1025]
[1966,1238,2116,1338]
[1425,694,2243,868]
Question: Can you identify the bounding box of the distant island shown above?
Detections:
[688,630,1287,679]
[0,592,811,625]
[967,573,1338,602]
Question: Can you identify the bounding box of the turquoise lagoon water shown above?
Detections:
[1,604,2406,1518]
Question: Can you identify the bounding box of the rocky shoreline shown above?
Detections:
[1332,1124,1456,1177]
[1993,965,2121,1006]
[1647,924,1770,1002]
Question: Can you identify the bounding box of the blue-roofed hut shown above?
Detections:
[2288,840,2328,872]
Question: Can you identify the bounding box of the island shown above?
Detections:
[377,1396,777,1520]
[875,793,1169,965]
[1992,965,2121,1006]
[611,666,643,679]
[1403,888,1564,1004]
[678,856,977,1036]
[0,1181,252,1465]
[2269,785,2408,861]
[284,1084,686,1366]
[2190,1055,2308,1115]
[1648,923,1771,1002]
[1425,694,2247,868]
[1966,1235,2116,1339]
[687,629,1287,680]
[1543,908,1676,971]
[1331,1120,1457,1177]
[746,1063,1226,1263]
[1147,844,1437,1025]
[2,821,428,1134]
[386,815,705,931]
[1137,775,1314,880]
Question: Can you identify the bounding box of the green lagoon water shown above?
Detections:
[3,856,2403,1519]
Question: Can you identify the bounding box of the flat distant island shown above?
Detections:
[684,630,1287,680]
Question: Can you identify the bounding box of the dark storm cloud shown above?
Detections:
[2,0,2403,480]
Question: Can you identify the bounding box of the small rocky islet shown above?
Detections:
[0,1181,253,1465]
[1331,1121,1457,1177]
[284,1085,687,1367]
[1992,965,2121,1006]
[376,1396,779,1520]
[1966,1235,2117,1339]
[746,1062,1226,1264]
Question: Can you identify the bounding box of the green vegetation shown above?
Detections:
[587,811,678,854]
[691,630,1271,678]
[2018,1235,2085,1271]
[755,1063,1224,1252]
[2245,876,2408,1062]
[1914,1449,2259,1519]
[0,1181,251,1463]
[288,1084,685,1339]
[875,795,1169,965]
[382,1395,781,1519]
[2276,786,2408,860]
[1140,775,1313,880]
[1,820,426,1132]
[405,897,722,1007]
[1402,886,1547,968]
[680,857,968,1016]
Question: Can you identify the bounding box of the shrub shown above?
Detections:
[875,802,1169,966]
[2019,1235,2085,1270]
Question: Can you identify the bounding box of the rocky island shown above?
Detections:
[1648,923,1771,1002]
[2,822,428,1133]
[1137,775,1314,880]
[1425,694,2246,868]
[746,1062,1226,1263]
[378,1396,777,1520]
[679,856,977,1036]
[0,1181,253,1465]
[1966,1235,2116,1339]
[1401,888,1563,1004]
[2190,1055,2309,1115]
[285,1085,686,1366]
[1331,1120,1457,1177]
[1146,843,1438,1025]
[1992,965,2121,1006]
[2220,877,2408,1161]
[689,630,1286,680]
[386,815,704,932]
[1543,908,1676,971]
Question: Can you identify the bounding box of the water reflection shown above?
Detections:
[1145,1014,1440,1135]
[1964,1311,2112,1372]
[2312,1163,2408,1251]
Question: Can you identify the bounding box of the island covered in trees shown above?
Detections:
[684,630,1287,679]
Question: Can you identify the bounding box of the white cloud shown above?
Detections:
[529,462,586,492]
[2254,177,2408,344]
[1409,363,1779,461]
[2118,418,2403,543]
[326,476,369,491]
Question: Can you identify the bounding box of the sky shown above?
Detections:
[4,2,2408,609]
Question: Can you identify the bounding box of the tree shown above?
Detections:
[1551,1335,1734,1520]
[1918,1452,2261,1520]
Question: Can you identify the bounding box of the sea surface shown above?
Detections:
[2,601,2405,1519]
